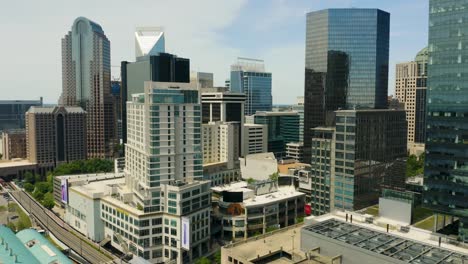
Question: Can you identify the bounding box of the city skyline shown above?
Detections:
[1,0,428,104]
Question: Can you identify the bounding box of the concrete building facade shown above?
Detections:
[242,124,267,155]
[1,129,26,160]
[395,47,428,155]
[64,82,211,263]
[212,181,305,241]
[25,106,86,174]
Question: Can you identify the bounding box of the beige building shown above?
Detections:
[26,106,86,174]
[203,122,240,168]
[243,123,267,155]
[395,47,428,155]
[2,129,26,160]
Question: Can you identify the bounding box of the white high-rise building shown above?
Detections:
[64,82,211,263]
[135,27,165,58]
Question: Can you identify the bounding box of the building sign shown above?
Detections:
[181,217,190,250]
[61,179,68,204]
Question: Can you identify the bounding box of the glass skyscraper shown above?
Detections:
[303,9,390,163]
[61,17,115,158]
[425,0,468,242]
[253,112,300,158]
[230,57,272,116]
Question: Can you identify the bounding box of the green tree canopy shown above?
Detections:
[42,192,55,210]
[195,257,211,264]
[406,154,425,178]
[24,183,34,193]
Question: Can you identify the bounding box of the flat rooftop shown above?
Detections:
[213,182,304,207]
[56,172,124,183]
[303,218,468,263]
[0,159,36,168]
[224,225,330,264]
[244,186,304,207]
[212,181,248,192]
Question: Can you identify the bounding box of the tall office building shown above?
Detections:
[290,96,305,142]
[190,72,214,89]
[63,82,211,263]
[121,28,190,143]
[303,9,390,163]
[0,99,43,132]
[61,17,115,158]
[202,122,240,169]
[135,27,165,57]
[307,110,407,215]
[25,106,87,174]
[425,0,468,242]
[124,82,210,261]
[230,57,272,115]
[201,92,245,155]
[395,47,428,155]
[253,111,300,159]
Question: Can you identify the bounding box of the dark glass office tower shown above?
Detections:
[120,53,190,143]
[303,9,390,163]
[424,0,468,242]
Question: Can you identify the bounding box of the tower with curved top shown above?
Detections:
[61,17,115,158]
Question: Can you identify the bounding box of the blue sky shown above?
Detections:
[0,0,428,104]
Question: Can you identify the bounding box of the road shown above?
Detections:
[9,189,115,264]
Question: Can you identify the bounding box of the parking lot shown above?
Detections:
[0,191,27,229]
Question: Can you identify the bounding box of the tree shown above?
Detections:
[406,154,425,177]
[214,250,221,264]
[42,192,55,210]
[247,178,255,184]
[35,182,52,194]
[24,172,35,184]
[32,190,44,201]
[24,183,34,193]
[269,172,279,181]
[195,257,211,264]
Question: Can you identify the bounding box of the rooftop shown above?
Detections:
[255,111,299,116]
[223,224,331,264]
[0,159,36,169]
[303,218,468,263]
[0,226,71,264]
[241,152,276,161]
[244,186,303,207]
[305,212,468,259]
[17,228,72,264]
[27,106,85,114]
[55,172,125,183]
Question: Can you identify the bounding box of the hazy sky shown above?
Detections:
[0,0,428,104]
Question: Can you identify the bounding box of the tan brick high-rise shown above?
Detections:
[60,17,115,159]
[1,129,26,160]
[26,106,86,174]
[395,47,428,155]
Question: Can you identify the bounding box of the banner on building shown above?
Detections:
[181,216,190,250]
[61,179,69,204]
